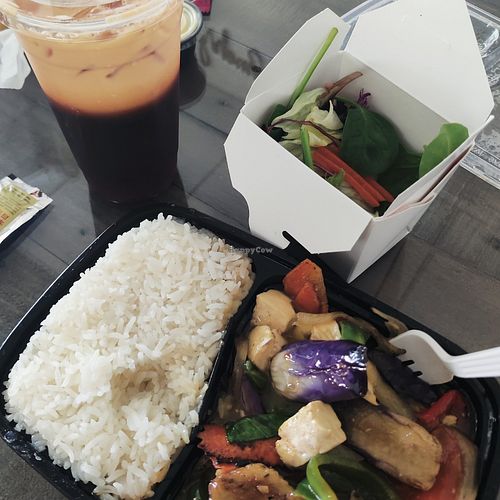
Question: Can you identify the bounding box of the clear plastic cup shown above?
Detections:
[0,0,183,203]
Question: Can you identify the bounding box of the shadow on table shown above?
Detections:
[180,47,207,108]
[87,171,189,237]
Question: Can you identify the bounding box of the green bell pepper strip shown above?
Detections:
[295,447,400,500]
[295,479,323,500]
[339,321,368,344]
[306,452,339,500]
[318,446,400,500]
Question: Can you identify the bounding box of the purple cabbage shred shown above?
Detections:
[357,89,371,108]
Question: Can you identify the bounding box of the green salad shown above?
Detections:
[263,28,469,215]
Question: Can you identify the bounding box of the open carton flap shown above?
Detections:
[245,9,350,104]
[323,192,436,282]
[346,0,494,132]
[227,1,494,280]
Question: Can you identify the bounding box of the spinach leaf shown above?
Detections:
[243,360,267,391]
[377,147,420,197]
[393,147,422,170]
[419,123,469,178]
[226,411,290,443]
[339,106,399,176]
[265,103,289,129]
[268,126,285,142]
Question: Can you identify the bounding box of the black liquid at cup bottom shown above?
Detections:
[49,77,179,204]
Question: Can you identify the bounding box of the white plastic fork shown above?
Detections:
[390,330,500,384]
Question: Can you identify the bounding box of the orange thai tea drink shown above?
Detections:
[0,0,183,202]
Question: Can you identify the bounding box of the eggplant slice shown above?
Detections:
[335,399,442,491]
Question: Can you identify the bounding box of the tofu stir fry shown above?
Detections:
[179,260,478,500]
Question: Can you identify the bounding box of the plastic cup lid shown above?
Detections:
[181,0,203,50]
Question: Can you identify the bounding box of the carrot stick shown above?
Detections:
[315,151,384,204]
[365,177,395,202]
[314,154,379,207]
[340,177,380,208]
[313,152,380,207]
[198,425,281,466]
[313,150,342,175]
[314,148,384,202]
[315,147,366,182]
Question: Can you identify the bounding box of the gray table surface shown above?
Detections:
[1,0,500,498]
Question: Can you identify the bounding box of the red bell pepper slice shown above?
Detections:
[418,390,467,431]
[292,281,322,313]
[283,259,328,313]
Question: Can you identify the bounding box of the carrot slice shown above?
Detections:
[283,259,328,313]
[365,177,395,202]
[198,425,281,466]
[293,282,321,313]
[314,148,384,202]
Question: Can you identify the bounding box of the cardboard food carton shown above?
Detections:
[225,0,494,282]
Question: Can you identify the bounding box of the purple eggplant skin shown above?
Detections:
[240,374,264,416]
[270,340,368,403]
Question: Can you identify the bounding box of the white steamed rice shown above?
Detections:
[4,214,253,499]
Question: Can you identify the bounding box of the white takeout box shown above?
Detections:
[225,0,494,282]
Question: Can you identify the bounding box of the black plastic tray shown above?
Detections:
[1,204,499,499]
